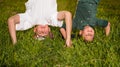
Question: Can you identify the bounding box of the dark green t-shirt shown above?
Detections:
[62,0,108,30]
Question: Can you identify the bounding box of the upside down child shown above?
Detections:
[8,0,72,47]
[60,0,110,42]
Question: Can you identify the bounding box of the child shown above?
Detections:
[60,0,110,42]
[8,0,72,47]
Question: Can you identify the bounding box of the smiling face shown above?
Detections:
[81,26,95,42]
[34,25,50,37]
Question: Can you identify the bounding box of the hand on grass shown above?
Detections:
[105,22,110,36]
[66,39,72,47]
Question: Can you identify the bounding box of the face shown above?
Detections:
[34,25,50,37]
[82,26,95,42]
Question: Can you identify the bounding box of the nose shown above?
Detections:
[88,29,92,32]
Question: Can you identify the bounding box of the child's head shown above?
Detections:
[80,25,95,42]
[34,25,50,37]
[34,25,54,39]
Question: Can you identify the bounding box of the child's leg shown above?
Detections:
[8,15,20,44]
[57,11,72,47]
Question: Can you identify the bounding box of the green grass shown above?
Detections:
[0,0,120,66]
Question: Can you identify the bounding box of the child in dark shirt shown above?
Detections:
[60,0,110,42]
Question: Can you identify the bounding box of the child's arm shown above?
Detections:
[96,19,110,36]
[60,27,72,47]
[60,28,67,39]
[105,22,110,36]
[58,11,72,47]
[8,15,20,44]
[64,11,72,47]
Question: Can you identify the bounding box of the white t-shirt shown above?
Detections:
[25,0,57,25]
[16,0,63,30]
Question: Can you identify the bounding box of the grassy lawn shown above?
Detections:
[0,0,120,66]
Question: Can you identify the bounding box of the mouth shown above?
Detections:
[34,32,54,40]
[36,36,45,40]
[34,35,46,41]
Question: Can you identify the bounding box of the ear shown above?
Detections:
[79,30,82,35]
[34,27,37,33]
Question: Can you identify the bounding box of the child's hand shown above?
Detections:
[105,22,110,36]
[66,39,72,47]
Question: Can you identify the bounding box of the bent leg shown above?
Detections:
[8,14,20,44]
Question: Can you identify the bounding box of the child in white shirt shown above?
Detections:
[8,0,72,47]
